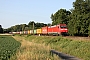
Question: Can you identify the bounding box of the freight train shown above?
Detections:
[10,24,68,36]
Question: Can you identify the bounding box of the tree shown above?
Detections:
[35,22,47,29]
[28,21,47,29]
[0,25,3,33]
[51,9,71,25]
[68,0,90,36]
[88,24,90,36]
[6,24,28,32]
[28,21,35,29]
[47,23,51,26]
[21,24,27,31]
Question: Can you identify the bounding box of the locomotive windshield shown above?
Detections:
[60,26,67,28]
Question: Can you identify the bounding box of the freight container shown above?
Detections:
[30,30,36,34]
[20,31,24,34]
[48,25,58,35]
[30,30,31,34]
[28,30,30,34]
[36,29,42,34]
[30,30,33,34]
[34,30,37,34]
[22,31,24,34]
[12,32,17,34]
[42,26,48,34]
[24,31,28,34]
[20,31,22,34]
[16,32,20,34]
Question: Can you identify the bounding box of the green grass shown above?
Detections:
[11,35,60,60]
[0,36,21,60]
[21,35,90,60]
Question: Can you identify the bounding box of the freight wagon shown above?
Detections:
[36,29,42,34]
[42,26,48,35]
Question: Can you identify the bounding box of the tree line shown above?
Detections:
[51,0,90,36]
[3,21,50,33]
[0,21,50,33]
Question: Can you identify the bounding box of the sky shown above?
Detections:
[0,0,75,29]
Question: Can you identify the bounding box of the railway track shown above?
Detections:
[63,36,90,41]
[33,35,90,41]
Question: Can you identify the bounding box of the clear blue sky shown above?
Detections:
[0,0,75,29]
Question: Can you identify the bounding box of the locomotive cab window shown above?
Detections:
[58,26,59,28]
[60,26,67,28]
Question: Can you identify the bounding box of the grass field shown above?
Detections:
[1,35,90,60]
[0,36,21,60]
[13,35,90,60]
[11,35,60,60]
